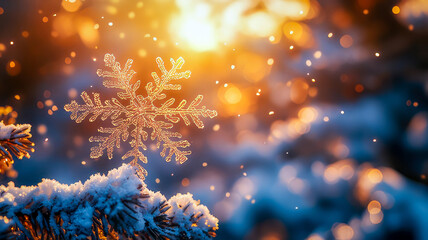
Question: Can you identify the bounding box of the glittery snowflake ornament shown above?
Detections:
[65,54,217,178]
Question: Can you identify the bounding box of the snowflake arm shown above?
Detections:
[64,54,217,179]
[64,92,129,123]
[88,119,131,159]
[147,116,191,164]
[158,95,218,128]
[146,57,191,101]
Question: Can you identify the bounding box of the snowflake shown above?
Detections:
[64,54,217,178]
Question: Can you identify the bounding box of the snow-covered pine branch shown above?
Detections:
[0,164,218,239]
[0,121,34,173]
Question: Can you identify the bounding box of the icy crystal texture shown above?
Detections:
[65,54,217,178]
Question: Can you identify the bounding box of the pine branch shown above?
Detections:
[0,122,34,174]
[0,164,218,239]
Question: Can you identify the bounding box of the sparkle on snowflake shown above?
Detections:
[65,54,217,178]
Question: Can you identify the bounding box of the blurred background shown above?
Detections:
[1,0,428,239]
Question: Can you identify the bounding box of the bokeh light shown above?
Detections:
[1,0,427,239]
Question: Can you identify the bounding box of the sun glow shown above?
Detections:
[170,3,218,52]
[170,0,315,52]
[173,16,217,52]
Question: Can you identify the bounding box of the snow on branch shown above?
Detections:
[0,164,218,239]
